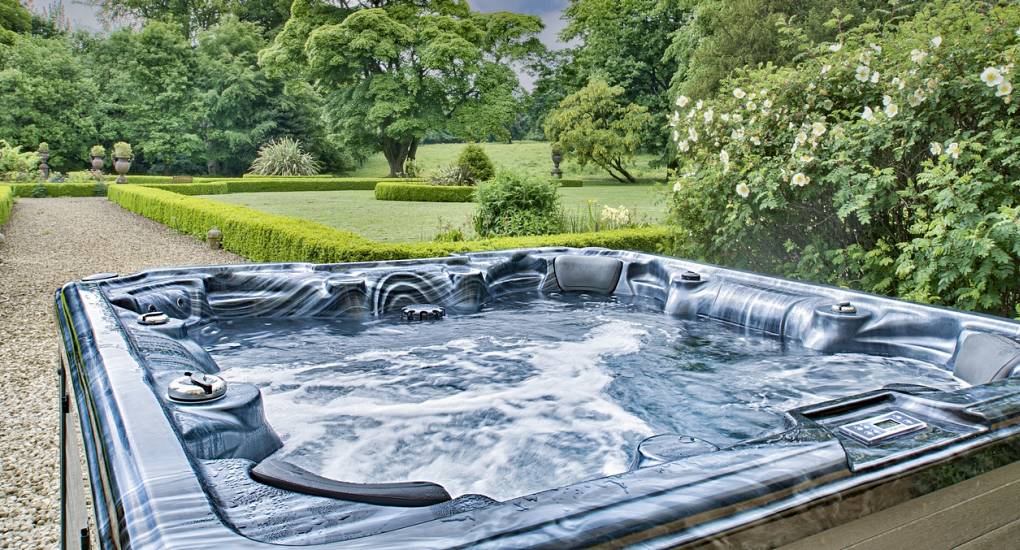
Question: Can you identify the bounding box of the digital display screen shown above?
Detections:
[874,419,901,430]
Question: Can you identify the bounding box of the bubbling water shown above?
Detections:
[199,295,962,501]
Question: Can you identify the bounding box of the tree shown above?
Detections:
[0,0,31,44]
[0,34,101,171]
[88,0,292,38]
[544,78,652,183]
[561,0,689,153]
[261,1,542,177]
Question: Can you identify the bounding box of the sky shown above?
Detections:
[35,0,573,50]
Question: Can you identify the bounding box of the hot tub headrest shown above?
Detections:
[954,333,1020,385]
[552,255,623,294]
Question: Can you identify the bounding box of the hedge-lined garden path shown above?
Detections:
[0,198,242,549]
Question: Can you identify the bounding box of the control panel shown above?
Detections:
[837,410,927,445]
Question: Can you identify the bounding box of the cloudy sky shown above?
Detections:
[39,0,573,49]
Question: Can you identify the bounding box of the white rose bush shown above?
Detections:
[668,1,1020,317]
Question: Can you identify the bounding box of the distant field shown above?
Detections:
[349,141,666,183]
[206,184,668,242]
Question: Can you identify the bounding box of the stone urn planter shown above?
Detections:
[38,150,50,180]
[91,156,104,171]
[114,157,131,184]
[550,146,563,179]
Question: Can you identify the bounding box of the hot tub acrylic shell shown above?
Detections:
[55,247,1020,549]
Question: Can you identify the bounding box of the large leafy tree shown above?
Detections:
[261,0,541,177]
[0,0,30,44]
[544,78,653,183]
[0,34,101,171]
[89,0,292,38]
[560,0,689,153]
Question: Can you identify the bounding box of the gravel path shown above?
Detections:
[0,198,242,549]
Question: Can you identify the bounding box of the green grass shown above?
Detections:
[350,141,666,183]
[204,184,668,243]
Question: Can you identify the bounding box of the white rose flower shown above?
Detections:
[796,131,808,145]
[733,88,747,99]
[731,127,745,140]
[735,182,750,198]
[929,142,942,156]
[882,95,893,106]
[861,106,875,121]
[829,43,842,52]
[981,67,1004,87]
[800,154,814,163]
[870,43,882,53]
[790,172,810,187]
[732,113,743,123]
[696,100,704,110]
[688,127,698,143]
[677,140,690,152]
[719,149,729,163]
[721,113,730,122]
[884,101,899,118]
[947,142,961,159]
[676,95,690,107]
[931,36,942,48]
[750,136,761,146]
[870,71,880,84]
[909,89,926,107]
[673,181,682,193]
[910,49,927,63]
[855,65,871,82]
[746,101,757,111]
[672,130,680,142]
[822,99,834,111]
[763,99,773,109]
[996,80,1013,97]
[892,76,905,90]
[821,64,832,75]
[703,109,714,124]
[811,122,826,137]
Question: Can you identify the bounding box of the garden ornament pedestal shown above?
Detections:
[207,227,222,249]
[114,158,131,184]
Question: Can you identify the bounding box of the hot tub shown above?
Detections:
[56,248,1020,548]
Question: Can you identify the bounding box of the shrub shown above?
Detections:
[38,142,49,153]
[107,185,676,263]
[225,178,384,193]
[667,0,1020,317]
[375,182,475,202]
[429,164,473,186]
[113,141,133,159]
[0,140,39,177]
[557,179,583,187]
[10,183,102,197]
[248,138,321,176]
[0,185,12,227]
[561,200,642,233]
[474,170,562,237]
[90,145,105,158]
[457,144,495,183]
[138,182,229,195]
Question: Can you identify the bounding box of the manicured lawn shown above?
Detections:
[349,141,666,183]
[204,183,668,242]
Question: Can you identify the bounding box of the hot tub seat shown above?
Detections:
[251,457,452,507]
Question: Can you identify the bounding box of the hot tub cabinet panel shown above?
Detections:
[55,248,1020,549]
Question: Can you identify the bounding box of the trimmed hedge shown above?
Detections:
[375,182,475,202]
[137,182,229,195]
[9,183,105,197]
[224,178,383,193]
[557,179,583,187]
[108,185,675,263]
[0,185,12,227]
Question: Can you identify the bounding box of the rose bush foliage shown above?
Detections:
[668,0,1020,317]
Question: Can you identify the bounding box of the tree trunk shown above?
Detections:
[382,138,412,178]
[408,138,419,161]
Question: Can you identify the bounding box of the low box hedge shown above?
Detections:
[137,182,229,195]
[9,183,105,197]
[0,185,13,227]
[108,185,675,263]
[223,178,384,193]
[375,181,475,202]
[556,179,583,187]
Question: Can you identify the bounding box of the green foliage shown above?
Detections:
[90,145,106,158]
[113,141,132,159]
[457,144,495,182]
[0,184,12,226]
[375,182,475,203]
[668,0,1020,317]
[544,78,653,182]
[90,0,292,38]
[557,179,584,187]
[474,170,562,237]
[0,35,101,170]
[224,178,383,193]
[561,0,688,152]
[248,137,320,176]
[37,142,48,153]
[265,2,542,176]
[0,140,39,176]
[0,0,30,45]
[107,184,675,262]
[137,182,229,195]
[9,183,98,197]
[561,200,642,233]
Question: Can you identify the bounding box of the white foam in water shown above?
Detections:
[204,296,963,501]
[219,319,656,500]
